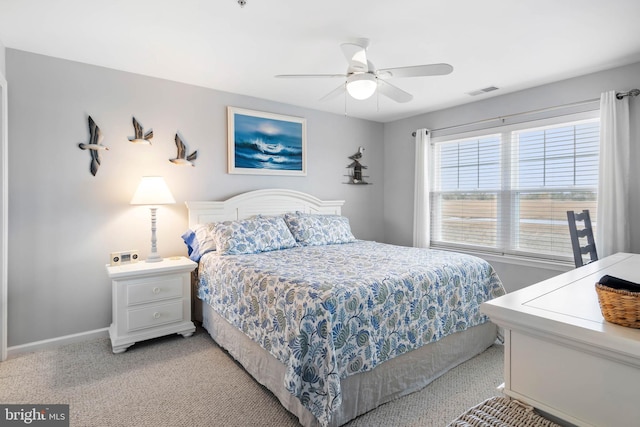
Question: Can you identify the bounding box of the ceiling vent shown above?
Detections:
[467,86,499,96]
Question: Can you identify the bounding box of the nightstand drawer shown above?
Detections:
[127,301,184,331]
[126,276,183,306]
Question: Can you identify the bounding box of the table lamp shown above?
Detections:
[130,176,176,262]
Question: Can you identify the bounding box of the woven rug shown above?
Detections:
[447,396,562,427]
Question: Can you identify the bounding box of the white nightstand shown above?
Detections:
[106,256,197,353]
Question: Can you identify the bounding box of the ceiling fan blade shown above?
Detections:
[378,63,453,78]
[319,83,346,102]
[340,42,369,73]
[275,73,346,79]
[377,79,413,103]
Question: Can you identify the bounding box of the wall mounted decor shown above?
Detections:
[345,146,370,184]
[78,115,108,176]
[170,133,197,166]
[128,117,153,145]
[227,106,306,176]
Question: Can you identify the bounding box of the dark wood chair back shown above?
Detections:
[567,209,598,267]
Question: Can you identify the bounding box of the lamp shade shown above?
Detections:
[346,73,377,100]
[130,176,176,206]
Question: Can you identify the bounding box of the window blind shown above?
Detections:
[432,135,500,248]
[511,120,599,258]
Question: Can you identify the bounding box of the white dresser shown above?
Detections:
[106,257,197,353]
[481,253,640,427]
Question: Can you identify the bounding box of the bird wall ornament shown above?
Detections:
[169,133,198,166]
[78,115,108,176]
[128,117,153,144]
[349,146,364,160]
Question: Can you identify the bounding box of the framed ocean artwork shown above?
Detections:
[227,107,307,176]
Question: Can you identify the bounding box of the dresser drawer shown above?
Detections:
[126,276,183,306]
[127,301,184,331]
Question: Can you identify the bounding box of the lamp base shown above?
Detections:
[145,206,163,263]
[146,252,163,263]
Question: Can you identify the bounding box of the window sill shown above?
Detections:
[430,245,574,273]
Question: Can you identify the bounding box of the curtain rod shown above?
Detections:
[411,89,639,137]
[617,88,640,99]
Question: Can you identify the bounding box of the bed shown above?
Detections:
[184,188,505,427]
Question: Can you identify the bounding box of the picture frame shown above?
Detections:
[227,107,307,176]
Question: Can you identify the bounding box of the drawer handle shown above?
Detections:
[153,312,161,319]
[152,287,161,294]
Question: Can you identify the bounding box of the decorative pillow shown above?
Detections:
[212,216,298,255]
[283,212,356,246]
[181,223,217,262]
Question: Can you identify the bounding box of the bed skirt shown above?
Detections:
[200,300,498,427]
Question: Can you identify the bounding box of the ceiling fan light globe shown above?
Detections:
[346,74,377,100]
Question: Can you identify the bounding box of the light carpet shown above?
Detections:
[0,327,504,426]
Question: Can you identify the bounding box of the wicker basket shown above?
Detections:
[595,283,640,328]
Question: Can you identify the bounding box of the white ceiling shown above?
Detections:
[1,0,640,123]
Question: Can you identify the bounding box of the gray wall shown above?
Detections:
[0,39,5,77]
[383,61,640,292]
[6,49,384,347]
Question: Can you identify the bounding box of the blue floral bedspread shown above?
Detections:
[197,241,505,426]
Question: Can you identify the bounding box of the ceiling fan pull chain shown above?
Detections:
[344,83,348,117]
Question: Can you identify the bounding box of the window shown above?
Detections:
[431,115,600,262]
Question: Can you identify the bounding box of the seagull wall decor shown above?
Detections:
[349,146,364,160]
[78,115,108,176]
[128,117,153,144]
[169,133,198,166]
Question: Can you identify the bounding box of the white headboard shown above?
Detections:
[185,188,345,227]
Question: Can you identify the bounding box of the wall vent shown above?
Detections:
[467,86,499,96]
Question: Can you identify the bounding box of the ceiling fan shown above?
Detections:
[275,39,453,103]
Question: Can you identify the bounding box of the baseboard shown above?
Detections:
[6,327,109,359]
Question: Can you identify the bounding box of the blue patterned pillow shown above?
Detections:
[283,212,356,246]
[213,216,298,255]
[181,223,217,262]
